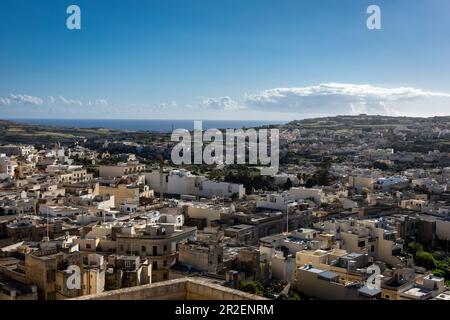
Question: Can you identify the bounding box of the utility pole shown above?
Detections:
[157,154,164,202]
[286,206,289,234]
[46,209,50,241]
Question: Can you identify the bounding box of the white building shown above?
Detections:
[39,204,86,217]
[256,192,301,212]
[0,154,17,178]
[289,187,325,205]
[374,176,409,192]
[182,203,229,226]
[0,145,34,156]
[401,199,429,212]
[412,178,447,194]
[145,169,245,199]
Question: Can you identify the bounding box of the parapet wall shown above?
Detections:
[185,279,266,300]
[71,277,266,300]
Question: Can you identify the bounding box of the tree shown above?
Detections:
[406,242,423,256]
[313,159,333,186]
[373,161,389,171]
[239,281,264,296]
[414,251,437,270]
[305,178,315,188]
[282,178,293,191]
[432,269,446,278]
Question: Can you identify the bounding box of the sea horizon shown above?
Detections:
[4,118,287,132]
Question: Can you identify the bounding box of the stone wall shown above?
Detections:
[71,277,266,300]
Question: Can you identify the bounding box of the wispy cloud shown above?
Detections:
[0,93,109,109]
[0,94,44,106]
[95,99,108,107]
[58,95,83,106]
[0,97,11,105]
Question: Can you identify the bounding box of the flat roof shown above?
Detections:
[434,291,450,300]
[302,267,325,274]
[342,253,364,259]
[318,271,339,280]
[358,286,381,297]
[401,286,432,297]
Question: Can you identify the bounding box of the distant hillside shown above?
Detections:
[1,115,449,146]
[0,119,119,145]
[283,115,450,129]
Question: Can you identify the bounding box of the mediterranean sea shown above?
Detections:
[9,119,285,132]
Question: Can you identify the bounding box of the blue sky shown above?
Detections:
[1,0,450,119]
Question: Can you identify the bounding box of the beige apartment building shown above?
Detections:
[25,250,105,300]
[295,249,372,284]
[99,184,154,208]
[349,175,375,194]
[99,162,146,178]
[296,265,377,300]
[178,240,223,273]
[57,169,93,184]
[116,225,197,282]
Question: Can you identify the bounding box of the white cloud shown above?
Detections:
[1,84,449,119]
[199,96,245,110]
[244,83,450,115]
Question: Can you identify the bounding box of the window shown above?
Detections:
[46,270,56,282]
[153,246,157,255]
[163,245,167,252]
[152,261,158,270]
[141,246,146,252]
[86,243,92,249]
[163,272,168,280]
[163,260,167,267]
